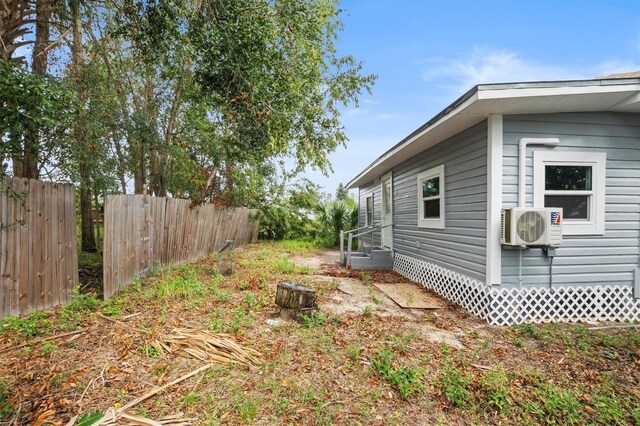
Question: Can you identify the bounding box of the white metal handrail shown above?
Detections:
[340,223,393,266]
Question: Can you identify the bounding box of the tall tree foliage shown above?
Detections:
[1,0,374,250]
[107,0,375,204]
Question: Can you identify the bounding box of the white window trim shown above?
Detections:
[533,151,606,235]
[365,195,373,226]
[417,164,445,229]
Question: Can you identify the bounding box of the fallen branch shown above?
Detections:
[97,313,150,335]
[94,363,214,425]
[121,312,144,320]
[587,324,640,331]
[470,363,495,371]
[0,329,85,354]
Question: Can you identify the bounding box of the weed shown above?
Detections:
[181,392,201,409]
[61,288,100,326]
[388,332,417,354]
[590,390,626,424]
[78,250,103,269]
[526,383,584,424]
[50,372,67,388]
[0,381,13,417]
[280,239,318,252]
[272,257,310,274]
[274,396,291,415]
[152,266,207,301]
[0,311,49,337]
[41,340,58,356]
[363,305,373,316]
[370,294,382,305]
[436,364,472,408]
[301,310,327,328]
[76,412,104,426]
[237,396,261,423]
[141,344,161,358]
[101,299,122,318]
[479,368,511,413]
[208,312,226,333]
[360,272,373,284]
[370,347,424,399]
[244,292,258,310]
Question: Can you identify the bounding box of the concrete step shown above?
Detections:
[349,248,394,270]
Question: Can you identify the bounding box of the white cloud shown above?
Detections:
[593,60,640,78]
[376,113,398,120]
[345,107,370,116]
[360,99,378,105]
[421,48,589,95]
[419,48,640,96]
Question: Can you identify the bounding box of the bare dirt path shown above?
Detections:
[290,250,465,349]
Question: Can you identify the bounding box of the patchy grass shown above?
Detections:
[77,250,103,270]
[0,241,638,425]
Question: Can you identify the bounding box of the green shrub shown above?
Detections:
[301,310,327,328]
[0,311,49,337]
[437,364,472,408]
[370,347,424,399]
[479,368,511,413]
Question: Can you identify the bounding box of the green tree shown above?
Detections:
[0,61,75,177]
[335,183,349,201]
[315,197,358,246]
[111,0,375,204]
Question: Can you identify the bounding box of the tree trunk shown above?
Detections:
[134,142,145,194]
[71,2,97,252]
[13,0,49,179]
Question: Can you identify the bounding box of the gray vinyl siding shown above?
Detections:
[391,120,488,282]
[358,181,382,246]
[501,112,640,288]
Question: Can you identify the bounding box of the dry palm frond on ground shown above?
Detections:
[153,328,261,365]
[71,411,194,426]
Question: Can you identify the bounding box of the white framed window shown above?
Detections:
[533,151,606,235]
[365,195,373,226]
[417,165,445,229]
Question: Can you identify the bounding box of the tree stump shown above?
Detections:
[275,282,317,321]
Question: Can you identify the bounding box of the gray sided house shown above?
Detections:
[346,75,640,325]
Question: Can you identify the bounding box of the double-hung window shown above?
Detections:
[534,151,606,235]
[365,196,373,226]
[417,165,445,229]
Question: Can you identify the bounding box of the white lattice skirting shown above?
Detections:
[393,254,640,326]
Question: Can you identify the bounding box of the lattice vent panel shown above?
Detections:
[393,254,640,326]
[490,285,640,326]
[393,254,491,320]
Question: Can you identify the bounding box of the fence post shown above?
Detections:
[339,230,344,265]
[346,232,352,267]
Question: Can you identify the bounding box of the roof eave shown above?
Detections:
[346,78,640,189]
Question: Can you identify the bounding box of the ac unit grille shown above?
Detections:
[516,211,545,244]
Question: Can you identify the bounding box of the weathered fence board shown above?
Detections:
[103,195,259,299]
[0,178,78,319]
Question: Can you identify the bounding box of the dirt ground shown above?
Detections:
[290,251,467,349]
[0,242,638,425]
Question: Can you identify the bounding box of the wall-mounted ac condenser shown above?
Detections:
[501,207,563,246]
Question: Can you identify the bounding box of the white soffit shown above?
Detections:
[347,82,640,189]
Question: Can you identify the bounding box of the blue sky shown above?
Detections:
[306,0,640,197]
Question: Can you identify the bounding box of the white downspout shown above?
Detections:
[517,138,560,287]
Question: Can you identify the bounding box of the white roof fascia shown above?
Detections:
[346,91,479,189]
[476,83,640,100]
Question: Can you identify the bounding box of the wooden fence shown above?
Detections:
[103,194,259,298]
[0,178,78,319]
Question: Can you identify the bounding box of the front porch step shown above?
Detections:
[348,248,394,270]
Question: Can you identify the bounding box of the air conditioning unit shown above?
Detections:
[501,207,563,246]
